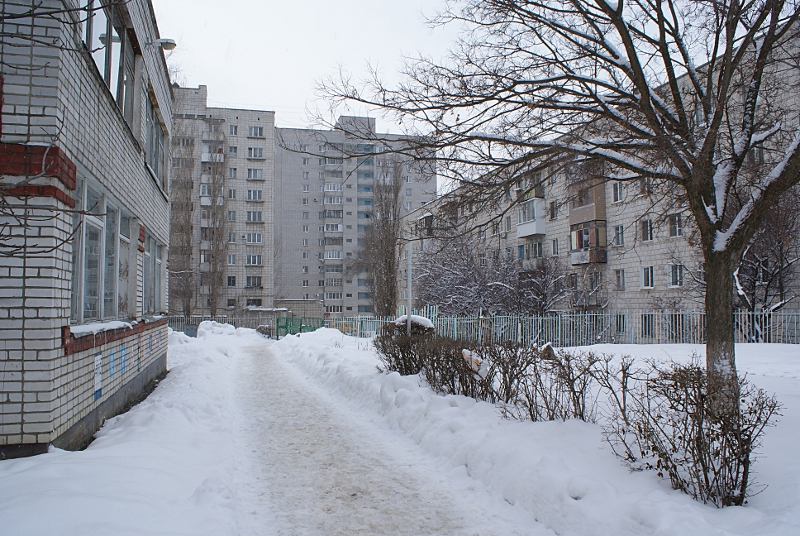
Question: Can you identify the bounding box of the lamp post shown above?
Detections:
[407,235,413,336]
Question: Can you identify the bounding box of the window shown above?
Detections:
[302,198,309,205]
[228,168,237,179]
[492,221,500,235]
[246,211,262,222]
[531,241,543,258]
[301,225,309,232]
[324,183,343,192]
[505,216,512,232]
[302,280,309,287]
[668,214,683,237]
[639,177,653,195]
[325,292,343,300]
[640,219,654,241]
[325,196,342,205]
[302,266,309,273]
[246,299,262,307]
[319,280,325,286]
[612,225,624,246]
[227,210,236,221]
[325,250,343,259]
[246,233,262,244]
[303,171,309,179]
[572,186,594,208]
[302,158,310,165]
[549,201,558,220]
[404,202,412,210]
[327,279,343,287]
[303,185,310,192]
[519,199,538,223]
[357,279,371,287]
[248,147,263,158]
[247,168,263,180]
[325,223,343,232]
[641,266,655,288]
[229,125,238,136]
[326,305,343,313]
[302,252,309,259]
[302,212,309,220]
[199,250,211,263]
[358,305,373,313]
[145,95,166,188]
[612,181,624,203]
[570,223,590,250]
[406,188,412,196]
[479,253,486,267]
[227,276,236,287]
[302,239,309,246]
[357,292,371,300]
[246,255,262,266]
[245,276,262,288]
[326,265,344,273]
[227,299,236,307]
[248,126,264,137]
[228,189,236,199]
[228,232,236,243]
[247,189,262,201]
[614,269,625,290]
[227,254,236,265]
[552,238,559,256]
[667,263,685,287]
[590,272,602,291]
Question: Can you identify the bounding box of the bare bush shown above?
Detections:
[601,357,781,507]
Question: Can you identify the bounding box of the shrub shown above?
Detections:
[600,356,781,507]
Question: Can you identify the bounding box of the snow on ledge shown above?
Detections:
[69,320,134,338]
[393,314,434,329]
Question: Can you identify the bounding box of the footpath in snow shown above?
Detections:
[0,323,798,535]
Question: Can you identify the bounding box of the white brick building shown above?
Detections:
[1,0,172,458]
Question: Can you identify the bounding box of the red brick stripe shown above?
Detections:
[62,318,168,356]
[0,143,77,190]
[4,184,76,208]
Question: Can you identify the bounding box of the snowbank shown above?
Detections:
[393,314,434,329]
[273,330,800,536]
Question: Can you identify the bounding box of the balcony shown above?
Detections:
[569,248,607,265]
[521,258,544,271]
[201,132,225,143]
[201,153,225,163]
[516,198,546,237]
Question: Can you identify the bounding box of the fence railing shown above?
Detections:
[168,310,800,346]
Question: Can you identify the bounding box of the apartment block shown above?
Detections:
[275,117,436,316]
[1,0,172,457]
[170,86,276,314]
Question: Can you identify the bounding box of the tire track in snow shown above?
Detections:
[234,344,542,536]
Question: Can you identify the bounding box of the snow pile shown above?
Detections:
[274,330,800,536]
[393,314,434,329]
[0,324,267,535]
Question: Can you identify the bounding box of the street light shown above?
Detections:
[147,38,177,51]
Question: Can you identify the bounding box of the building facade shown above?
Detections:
[275,117,436,316]
[170,85,276,315]
[0,0,172,457]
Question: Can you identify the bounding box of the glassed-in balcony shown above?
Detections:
[516,198,546,237]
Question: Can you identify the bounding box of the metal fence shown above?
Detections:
[168,314,279,333]
[168,310,800,346]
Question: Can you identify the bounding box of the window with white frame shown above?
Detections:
[228,167,237,179]
[246,233,262,244]
[227,276,236,287]
[248,147,263,158]
[612,181,624,203]
[302,238,309,246]
[325,292,343,300]
[612,225,624,246]
[325,250,343,259]
[302,280,309,287]
[227,211,236,221]
[228,189,236,199]
[229,125,238,136]
[247,168,263,180]
[227,254,236,265]
[640,219,654,241]
[552,238,558,255]
[303,184,309,192]
[246,211,262,222]
[641,266,655,288]
[247,189,262,201]
[248,126,263,137]
[246,255,262,266]
[302,266,309,274]
[668,214,683,237]
[324,183,342,191]
[615,269,625,290]
[302,225,309,232]
[667,263,684,287]
[228,145,237,156]
[246,276,262,287]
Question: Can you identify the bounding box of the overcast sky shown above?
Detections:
[150,0,460,131]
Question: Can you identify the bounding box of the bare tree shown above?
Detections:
[321,0,800,415]
[200,119,228,316]
[168,108,196,315]
[352,158,404,316]
[519,256,572,315]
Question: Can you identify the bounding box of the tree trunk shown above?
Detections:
[704,250,740,417]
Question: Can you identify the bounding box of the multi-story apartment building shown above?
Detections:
[170,86,275,315]
[403,164,798,314]
[275,117,436,316]
[1,0,172,457]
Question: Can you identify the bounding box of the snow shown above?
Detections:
[2,324,799,535]
[393,314,434,328]
[69,320,134,337]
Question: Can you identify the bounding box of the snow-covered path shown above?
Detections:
[234,343,543,535]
